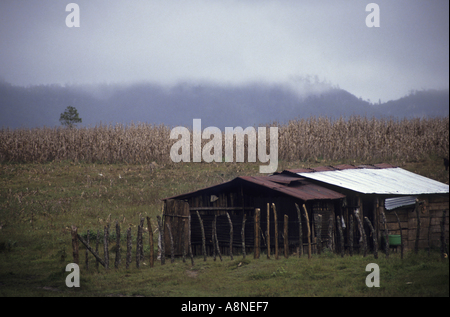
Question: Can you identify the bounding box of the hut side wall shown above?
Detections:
[163,199,189,256]
[384,195,449,251]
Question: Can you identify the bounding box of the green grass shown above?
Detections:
[0,157,448,297]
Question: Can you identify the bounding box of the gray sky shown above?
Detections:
[0,0,448,102]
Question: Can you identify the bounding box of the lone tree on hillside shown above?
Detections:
[60,106,82,128]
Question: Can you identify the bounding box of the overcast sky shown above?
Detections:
[0,0,448,102]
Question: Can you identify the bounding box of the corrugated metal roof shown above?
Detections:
[294,166,449,195]
[385,196,417,210]
[163,174,345,202]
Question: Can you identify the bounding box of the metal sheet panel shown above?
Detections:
[385,196,417,210]
[297,167,449,195]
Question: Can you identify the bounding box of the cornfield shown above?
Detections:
[0,116,448,164]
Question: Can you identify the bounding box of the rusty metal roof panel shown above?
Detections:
[297,167,449,195]
[163,173,345,202]
[265,174,302,185]
[239,176,345,201]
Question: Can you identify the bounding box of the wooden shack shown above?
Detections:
[162,174,345,257]
[282,164,449,253]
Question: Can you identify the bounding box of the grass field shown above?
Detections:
[0,157,448,298]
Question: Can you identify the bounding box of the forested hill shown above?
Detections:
[0,80,448,129]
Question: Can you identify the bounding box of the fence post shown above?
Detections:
[393,211,403,259]
[254,208,260,259]
[316,214,322,254]
[295,204,303,257]
[364,216,378,259]
[441,210,448,261]
[337,215,344,257]
[115,222,120,269]
[156,216,165,265]
[71,225,79,265]
[181,218,186,263]
[188,214,194,266]
[241,214,246,259]
[139,217,145,261]
[104,225,109,269]
[266,203,271,259]
[414,200,421,254]
[380,208,389,258]
[85,229,89,270]
[327,215,333,252]
[126,226,131,269]
[166,222,174,263]
[272,204,279,260]
[349,214,354,256]
[354,209,367,257]
[196,211,207,261]
[226,212,234,260]
[302,204,311,259]
[136,224,141,268]
[284,214,289,259]
[96,229,100,270]
[214,215,223,262]
[146,217,154,267]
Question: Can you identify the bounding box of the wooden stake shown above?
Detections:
[414,200,421,254]
[441,210,448,261]
[393,210,403,259]
[336,215,344,257]
[166,222,174,263]
[181,218,186,263]
[136,224,141,268]
[114,222,120,269]
[214,215,222,262]
[212,217,216,261]
[126,226,131,269]
[71,225,79,265]
[85,229,89,270]
[104,225,109,269]
[364,217,378,259]
[241,213,246,259]
[349,214,354,256]
[316,214,322,254]
[188,214,194,266]
[226,212,234,260]
[254,208,260,259]
[266,203,270,259]
[428,213,432,257]
[380,208,389,258]
[156,215,165,265]
[295,204,303,257]
[272,203,279,260]
[146,217,154,267]
[302,204,311,259]
[77,233,105,267]
[139,217,144,261]
[354,209,367,257]
[196,211,207,261]
[327,214,333,252]
[96,229,100,270]
[284,214,289,259]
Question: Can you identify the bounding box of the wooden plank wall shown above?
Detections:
[384,195,449,251]
[167,189,336,257]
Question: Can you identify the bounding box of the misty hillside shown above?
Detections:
[0,80,448,129]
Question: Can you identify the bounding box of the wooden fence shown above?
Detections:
[70,204,449,270]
